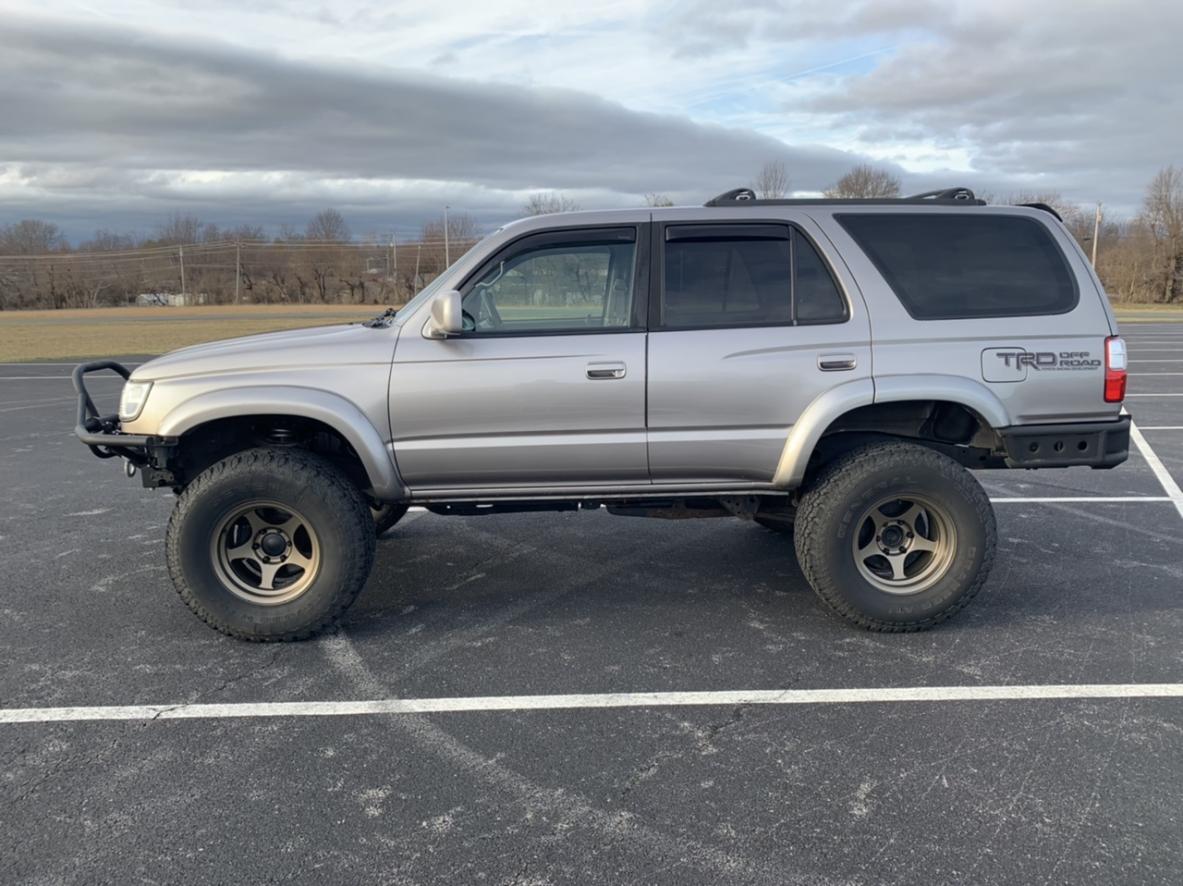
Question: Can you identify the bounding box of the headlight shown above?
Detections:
[118,380,153,421]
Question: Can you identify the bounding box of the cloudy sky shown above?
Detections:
[1,0,1179,242]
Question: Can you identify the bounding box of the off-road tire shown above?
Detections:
[166,447,376,641]
[371,502,409,537]
[794,441,996,631]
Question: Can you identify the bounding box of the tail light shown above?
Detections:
[1104,336,1127,403]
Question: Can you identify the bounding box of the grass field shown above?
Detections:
[0,301,1179,361]
[1111,303,1183,322]
[0,304,383,361]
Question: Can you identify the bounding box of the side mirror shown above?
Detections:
[426,289,464,338]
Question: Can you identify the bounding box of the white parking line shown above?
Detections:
[1139,426,1183,430]
[1129,420,1183,520]
[990,497,1170,503]
[3,683,1181,724]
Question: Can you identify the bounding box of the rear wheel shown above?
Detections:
[166,447,375,641]
[794,441,996,631]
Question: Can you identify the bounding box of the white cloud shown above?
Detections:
[0,0,1176,237]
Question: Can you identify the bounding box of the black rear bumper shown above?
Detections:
[999,416,1130,469]
[72,360,175,463]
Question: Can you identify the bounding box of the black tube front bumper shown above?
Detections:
[72,361,175,463]
[998,416,1131,469]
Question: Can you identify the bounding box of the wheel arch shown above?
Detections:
[773,375,1010,488]
[157,386,404,499]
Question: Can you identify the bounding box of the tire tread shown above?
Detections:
[165,447,375,642]
[794,441,996,632]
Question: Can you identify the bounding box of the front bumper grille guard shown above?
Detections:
[72,361,159,462]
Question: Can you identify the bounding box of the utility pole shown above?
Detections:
[413,243,421,294]
[1091,203,1103,267]
[234,240,241,304]
[178,244,186,298]
[443,204,451,268]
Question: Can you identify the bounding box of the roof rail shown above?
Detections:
[704,186,985,207]
[705,187,758,205]
[904,187,979,202]
[1018,202,1064,222]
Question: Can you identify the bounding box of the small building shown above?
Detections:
[136,292,208,306]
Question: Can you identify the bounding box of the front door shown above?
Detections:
[390,225,650,491]
[646,218,871,482]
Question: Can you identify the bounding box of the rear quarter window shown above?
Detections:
[836,213,1078,320]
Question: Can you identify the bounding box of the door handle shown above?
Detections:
[587,362,626,380]
[818,353,857,371]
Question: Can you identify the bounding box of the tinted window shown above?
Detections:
[837,213,1077,320]
[661,225,847,329]
[663,233,791,328]
[795,235,848,323]
[464,240,636,333]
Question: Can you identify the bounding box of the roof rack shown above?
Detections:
[704,186,985,207]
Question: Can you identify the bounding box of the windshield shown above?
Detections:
[393,228,502,319]
[395,272,449,319]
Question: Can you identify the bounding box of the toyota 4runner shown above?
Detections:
[74,187,1131,640]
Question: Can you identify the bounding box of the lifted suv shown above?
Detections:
[74,187,1131,640]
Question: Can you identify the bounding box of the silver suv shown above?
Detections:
[74,187,1131,640]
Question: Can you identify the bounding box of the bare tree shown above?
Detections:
[154,213,204,246]
[753,161,789,199]
[1142,165,1183,302]
[1004,191,1088,240]
[0,219,66,254]
[419,212,480,276]
[523,192,580,215]
[824,164,902,199]
[224,224,266,242]
[80,229,140,252]
[306,208,351,242]
[644,193,674,207]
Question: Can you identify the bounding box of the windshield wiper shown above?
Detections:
[361,307,398,328]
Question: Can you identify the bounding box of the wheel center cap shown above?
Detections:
[259,531,288,558]
[880,525,905,548]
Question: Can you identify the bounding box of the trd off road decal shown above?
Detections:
[996,351,1101,371]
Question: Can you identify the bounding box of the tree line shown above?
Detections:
[1,165,1181,309]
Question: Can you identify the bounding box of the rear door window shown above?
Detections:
[836,213,1078,320]
[660,224,848,329]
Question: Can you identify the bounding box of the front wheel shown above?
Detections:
[371,502,409,537]
[794,441,996,631]
[166,447,376,641]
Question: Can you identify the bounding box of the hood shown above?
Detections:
[132,323,396,381]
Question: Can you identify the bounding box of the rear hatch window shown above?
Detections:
[836,213,1078,320]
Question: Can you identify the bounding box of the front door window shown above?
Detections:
[464,239,637,334]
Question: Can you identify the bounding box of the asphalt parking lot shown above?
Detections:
[2,326,1182,885]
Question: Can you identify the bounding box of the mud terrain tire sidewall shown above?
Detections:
[166,447,375,641]
[794,441,997,631]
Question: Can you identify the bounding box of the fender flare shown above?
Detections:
[157,385,405,500]
[772,378,875,488]
[772,375,1011,488]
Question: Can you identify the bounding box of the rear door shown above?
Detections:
[646,218,871,482]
